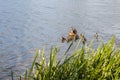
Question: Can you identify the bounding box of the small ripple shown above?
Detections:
[44,6,55,9]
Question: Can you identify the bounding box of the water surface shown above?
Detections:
[0,0,120,79]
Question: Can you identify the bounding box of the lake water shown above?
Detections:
[0,0,120,79]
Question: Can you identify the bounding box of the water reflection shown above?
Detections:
[0,0,120,79]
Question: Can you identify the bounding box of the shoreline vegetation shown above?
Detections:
[11,28,120,80]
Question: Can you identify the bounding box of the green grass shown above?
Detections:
[16,36,120,80]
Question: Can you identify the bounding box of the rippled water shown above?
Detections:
[0,0,120,79]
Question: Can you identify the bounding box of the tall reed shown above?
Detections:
[17,36,120,80]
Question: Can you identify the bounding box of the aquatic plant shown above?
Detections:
[13,36,120,80]
[61,27,79,43]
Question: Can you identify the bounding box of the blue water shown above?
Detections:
[0,0,120,79]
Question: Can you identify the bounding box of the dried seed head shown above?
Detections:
[66,35,74,43]
[94,33,98,39]
[80,34,87,44]
[61,36,66,43]
[69,27,77,36]
[74,34,79,41]
[72,28,77,34]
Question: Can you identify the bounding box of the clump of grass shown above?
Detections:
[17,36,120,80]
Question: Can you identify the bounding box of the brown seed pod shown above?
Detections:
[61,36,66,43]
[74,34,79,41]
[71,27,77,34]
[69,27,77,36]
[66,35,74,43]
